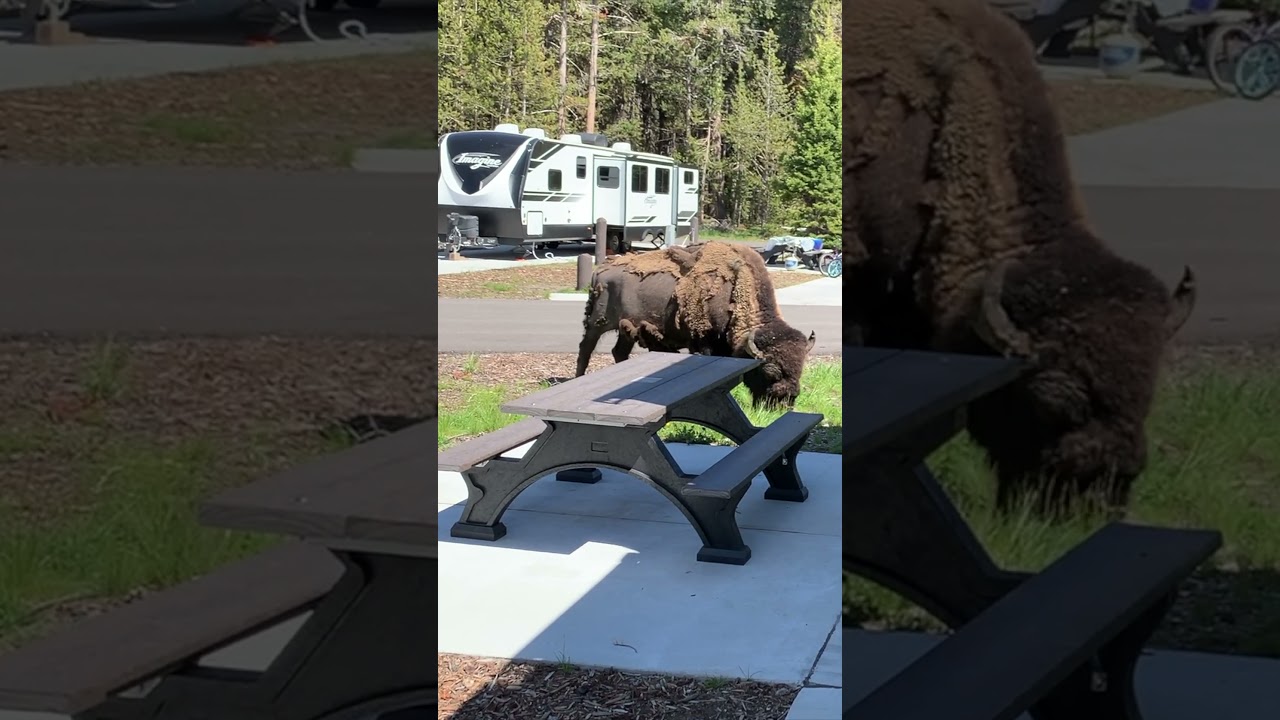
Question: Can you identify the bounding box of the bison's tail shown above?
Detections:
[583,279,606,328]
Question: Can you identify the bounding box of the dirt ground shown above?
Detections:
[437,261,825,300]
[0,337,434,522]
[438,655,799,720]
[1049,78,1219,136]
[0,50,435,170]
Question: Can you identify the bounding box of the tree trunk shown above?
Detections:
[557,0,569,135]
[586,8,600,134]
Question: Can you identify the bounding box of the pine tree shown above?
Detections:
[777,1,841,236]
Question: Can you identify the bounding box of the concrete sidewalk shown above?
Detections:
[1067,98,1280,190]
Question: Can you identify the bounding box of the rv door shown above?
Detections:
[592,157,624,233]
[677,167,700,230]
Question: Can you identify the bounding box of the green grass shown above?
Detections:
[438,360,842,454]
[0,424,355,649]
[0,435,269,646]
[142,114,241,145]
[843,361,1280,654]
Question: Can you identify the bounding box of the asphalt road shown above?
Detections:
[0,164,432,337]
[1078,185,1280,346]
[2,166,1275,347]
[438,298,843,355]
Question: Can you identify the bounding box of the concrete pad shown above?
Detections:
[437,443,842,684]
[774,277,842,307]
[807,618,841,688]
[1068,98,1280,190]
[786,688,842,720]
[841,629,1280,719]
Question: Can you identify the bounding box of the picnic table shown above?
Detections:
[839,347,1222,719]
[0,421,436,720]
[437,352,824,565]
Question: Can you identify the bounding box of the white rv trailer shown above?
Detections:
[438,124,700,253]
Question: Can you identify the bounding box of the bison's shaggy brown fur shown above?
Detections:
[846,0,1197,515]
[608,242,766,347]
[576,242,815,408]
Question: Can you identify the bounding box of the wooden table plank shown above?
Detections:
[843,349,1022,459]
[199,420,436,557]
[844,347,901,374]
[502,354,756,426]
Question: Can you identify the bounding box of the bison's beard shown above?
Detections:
[741,368,801,409]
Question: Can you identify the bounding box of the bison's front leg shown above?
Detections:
[612,320,640,364]
[576,324,607,376]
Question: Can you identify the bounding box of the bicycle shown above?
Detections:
[818,249,842,279]
[1203,3,1280,95]
[1233,35,1280,98]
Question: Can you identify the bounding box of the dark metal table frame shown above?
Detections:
[449,353,815,564]
[841,348,1183,718]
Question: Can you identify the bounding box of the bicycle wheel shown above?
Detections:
[1205,23,1257,95]
[1233,38,1280,100]
[825,257,842,279]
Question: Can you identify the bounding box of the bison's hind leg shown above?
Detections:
[576,286,612,376]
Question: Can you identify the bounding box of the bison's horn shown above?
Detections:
[806,331,816,352]
[746,328,763,358]
[973,260,1036,360]
[1165,265,1196,337]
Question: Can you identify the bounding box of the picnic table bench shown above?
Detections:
[839,348,1222,720]
[0,420,436,720]
[438,352,824,565]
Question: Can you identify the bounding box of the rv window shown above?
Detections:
[576,157,587,179]
[597,166,620,189]
[631,165,649,193]
[549,169,563,191]
[683,170,694,185]
[655,168,671,195]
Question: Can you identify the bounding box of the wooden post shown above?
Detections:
[690,215,700,245]
[576,253,593,290]
[594,217,607,264]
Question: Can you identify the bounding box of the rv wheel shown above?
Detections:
[606,231,629,256]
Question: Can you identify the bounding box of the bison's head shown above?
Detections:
[968,257,1196,514]
[740,322,817,408]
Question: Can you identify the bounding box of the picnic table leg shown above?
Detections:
[669,387,810,502]
[843,414,1025,628]
[1027,593,1174,720]
[450,422,752,563]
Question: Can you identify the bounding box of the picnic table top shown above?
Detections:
[199,419,436,559]
[842,348,1023,459]
[502,352,760,427]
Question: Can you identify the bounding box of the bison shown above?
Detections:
[847,0,1197,515]
[575,241,817,408]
